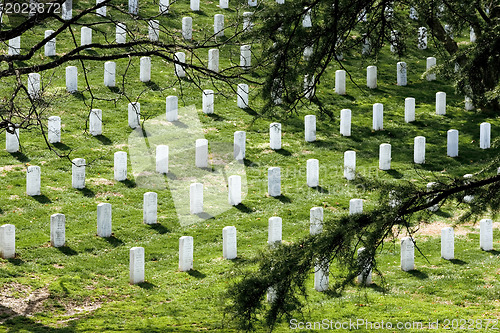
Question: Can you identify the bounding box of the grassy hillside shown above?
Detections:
[0,0,499,332]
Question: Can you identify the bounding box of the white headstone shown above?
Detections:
[89,108,102,136]
[214,14,224,37]
[44,30,56,57]
[480,122,491,149]
[174,52,186,78]
[81,27,92,48]
[182,17,192,40]
[303,46,313,61]
[140,57,151,82]
[237,84,249,108]
[114,151,127,181]
[143,192,157,224]
[228,175,242,206]
[427,182,439,211]
[148,20,159,41]
[302,8,312,27]
[400,237,414,271]
[190,183,203,214]
[202,90,214,114]
[304,115,316,142]
[269,123,281,150]
[62,0,72,20]
[179,236,194,271]
[243,12,253,30]
[397,62,407,86]
[441,227,454,260]
[426,57,436,81]
[335,70,346,95]
[465,96,474,111]
[190,0,199,11]
[367,65,377,89]
[104,61,116,87]
[304,74,315,99]
[344,150,356,180]
[480,219,493,251]
[220,0,229,9]
[156,145,169,174]
[50,213,66,247]
[379,143,391,170]
[159,0,169,13]
[8,36,20,56]
[340,109,351,136]
[409,7,418,19]
[129,247,144,284]
[268,217,282,246]
[48,116,61,143]
[248,0,257,7]
[234,131,246,161]
[96,0,106,16]
[314,260,329,292]
[271,79,282,105]
[414,136,426,164]
[436,92,446,115]
[418,27,427,49]
[470,27,476,43]
[268,167,281,197]
[310,207,323,235]
[97,203,112,237]
[390,30,399,52]
[404,97,415,123]
[116,23,127,44]
[196,139,209,168]
[349,199,363,215]
[72,158,85,189]
[26,166,41,196]
[307,159,319,187]
[223,226,237,259]
[128,0,138,14]
[27,73,41,99]
[65,66,77,93]
[362,35,370,55]
[372,103,383,130]
[5,126,19,153]
[166,96,178,121]
[463,174,474,203]
[447,129,459,157]
[0,224,15,259]
[128,102,140,129]
[240,45,251,69]
[208,49,219,72]
[357,247,372,284]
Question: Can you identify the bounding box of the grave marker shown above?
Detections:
[26,166,41,196]
[0,224,15,259]
[5,125,19,153]
[128,102,140,129]
[441,227,454,260]
[72,158,85,189]
[372,103,383,130]
[148,20,159,42]
[190,0,199,11]
[202,90,214,114]
[179,236,194,271]
[228,175,242,206]
[418,27,427,49]
[480,122,491,149]
[174,52,186,78]
[128,0,138,14]
[116,23,127,43]
[50,213,66,247]
[344,151,356,180]
[27,73,41,99]
[404,97,415,123]
[310,207,323,235]
[268,217,282,246]
[48,116,61,143]
[480,219,493,251]
[89,109,102,136]
[335,70,346,95]
[182,17,192,40]
[44,30,56,57]
[104,61,116,87]
[140,57,151,82]
[62,0,72,20]
[270,123,281,150]
[237,84,248,108]
[159,0,169,13]
[367,65,377,89]
[156,145,169,174]
[81,27,92,48]
[357,247,372,284]
[268,167,281,197]
[307,159,319,187]
[240,45,251,69]
[426,57,436,81]
[190,183,203,214]
[8,36,20,55]
[340,109,351,136]
[400,237,414,271]
[414,136,425,164]
[129,247,144,284]
[97,203,112,237]
[397,62,407,86]
[66,66,78,93]
[114,151,127,181]
[223,226,237,259]
[234,131,246,161]
[196,139,209,168]
[436,92,446,115]
[166,96,178,121]
[304,115,316,142]
[214,14,224,37]
[349,199,363,215]
[143,192,157,224]
[447,129,459,157]
[208,49,219,72]
[379,143,391,170]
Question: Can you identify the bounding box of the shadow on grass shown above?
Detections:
[407,269,428,279]
[173,121,188,129]
[108,86,121,94]
[367,283,387,293]
[207,113,224,121]
[311,186,329,194]
[275,148,292,156]
[95,135,112,145]
[187,270,206,279]
[485,250,500,255]
[31,194,52,204]
[57,246,78,256]
[235,203,252,213]
[52,142,71,150]
[243,158,258,167]
[274,195,291,203]
[7,257,24,266]
[77,188,95,198]
[138,281,155,289]
[242,107,258,116]
[9,152,30,162]
[196,212,214,220]
[449,259,467,265]
[148,223,170,234]
[385,169,404,179]
[71,91,85,100]
[166,172,177,180]
[434,210,452,218]
[144,81,160,91]
[103,235,124,247]
[120,179,136,188]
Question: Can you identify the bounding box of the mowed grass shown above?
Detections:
[0,1,499,332]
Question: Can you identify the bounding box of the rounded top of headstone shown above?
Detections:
[72,158,86,164]
[269,216,282,222]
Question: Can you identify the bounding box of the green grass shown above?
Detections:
[1,0,499,332]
